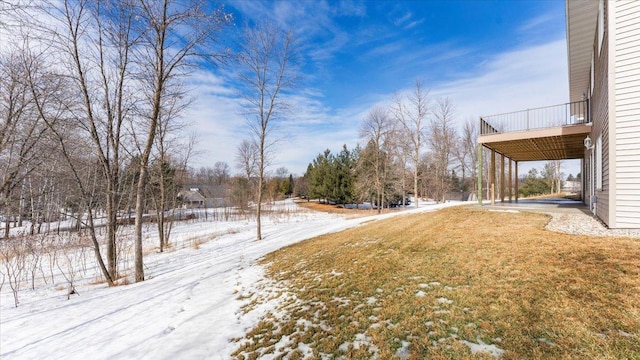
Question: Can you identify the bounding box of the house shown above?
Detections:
[477,0,640,229]
[177,185,228,209]
[177,187,206,208]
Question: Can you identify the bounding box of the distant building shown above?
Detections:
[562,181,581,193]
[177,185,227,209]
[177,188,206,208]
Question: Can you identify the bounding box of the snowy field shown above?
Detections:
[0,199,466,359]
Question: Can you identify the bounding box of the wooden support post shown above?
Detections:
[477,144,483,205]
[582,158,585,202]
[500,154,505,202]
[515,161,519,202]
[491,149,496,205]
[508,158,513,202]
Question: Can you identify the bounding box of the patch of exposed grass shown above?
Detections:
[295,200,402,218]
[233,207,640,359]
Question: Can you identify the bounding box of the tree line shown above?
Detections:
[519,162,575,198]
[295,81,574,211]
[295,81,478,213]
[0,1,297,285]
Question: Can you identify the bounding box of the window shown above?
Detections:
[598,0,604,55]
[595,135,602,190]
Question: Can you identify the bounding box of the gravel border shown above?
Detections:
[545,212,640,238]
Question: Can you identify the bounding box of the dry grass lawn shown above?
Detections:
[233,207,640,359]
[295,200,402,218]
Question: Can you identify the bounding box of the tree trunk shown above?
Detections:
[256,167,263,240]
[105,179,117,279]
[134,85,161,282]
[134,55,162,282]
[85,203,114,286]
[156,167,166,252]
[134,165,147,282]
[414,165,419,208]
[18,179,26,227]
[3,216,9,239]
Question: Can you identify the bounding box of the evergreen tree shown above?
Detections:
[307,145,358,204]
[519,168,551,197]
[286,174,294,197]
[331,145,356,204]
[309,149,332,201]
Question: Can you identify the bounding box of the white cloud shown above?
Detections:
[185,33,578,177]
[394,12,413,26]
[184,70,373,176]
[364,41,405,58]
[182,71,245,171]
[228,0,355,78]
[432,39,569,124]
[429,39,579,177]
[334,0,366,17]
[404,19,425,30]
[391,10,425,30]
[519,12,556,33]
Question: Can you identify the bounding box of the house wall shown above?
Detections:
[591,0,610,226]
[611,0,640,228]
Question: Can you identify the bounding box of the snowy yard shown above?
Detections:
[0,199,463,359]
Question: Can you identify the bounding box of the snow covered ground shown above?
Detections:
[0,199,466,359]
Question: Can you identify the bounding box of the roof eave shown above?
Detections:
[566,0,599,103]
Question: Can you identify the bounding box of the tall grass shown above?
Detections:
[1,201,311,306]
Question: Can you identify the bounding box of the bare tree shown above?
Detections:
[429,97,457,203]
[381,120,410,207]
[0,236,26,307]
[0,1,33,30]
[397,133,412,206]
[236,22,299,240]
[543,160,563,194]
[130,0,231,281]
[234,139,259,211]
[391,80,429,207]
[25,0,229,283]
[236,139,259,180]
[554,160,563,193]
[212,161,231,186]
[483,146,492,200]
[22,0,144,283]
[456,118,478,193]
[0,48,52,239]
[150,88,194,253]
[359,106,393,214]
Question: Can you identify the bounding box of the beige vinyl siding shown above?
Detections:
[592,0,610,226]
[613,0,640,228]
[615,122,640,133]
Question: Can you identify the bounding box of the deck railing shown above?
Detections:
[480,100,589,136]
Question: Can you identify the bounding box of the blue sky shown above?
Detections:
[187,0,580,177]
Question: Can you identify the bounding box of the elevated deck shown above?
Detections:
[479,100,590,161]
[477,100,591,205]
